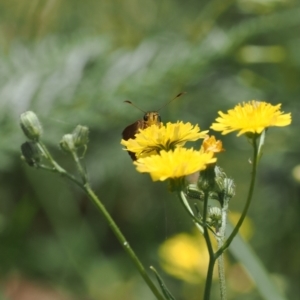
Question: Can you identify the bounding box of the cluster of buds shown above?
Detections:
[187,166,235,205]
[60,125,89,153]
[20,111,89,166]
[186,164,235,234]
[20,111,43,166]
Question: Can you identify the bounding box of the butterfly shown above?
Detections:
[122,92,185,160]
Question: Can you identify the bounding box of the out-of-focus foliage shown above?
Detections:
[0,0,300,299]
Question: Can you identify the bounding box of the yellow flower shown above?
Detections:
[158,232,218,283]
[201,135,224,154]
[121,121,208,159]
[210,101,291,136]
[134,147,216,181]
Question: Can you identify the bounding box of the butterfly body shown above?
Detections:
[122,111,161,160]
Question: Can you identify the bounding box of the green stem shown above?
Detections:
[83,184,165,300]
[38,164,84,190]
[217,196,229,300]
[177,189,215,300]
[204,254,216,300]
[37,142,84,190]
[178,190,204,234]
[36,142,164,300]
[71,151,88,184]
[202,190,214,257]
[203,190,215,300]
[217,136,259,256]
[217,251,226,300]
[37,141,66,174]
[203,191,214,256]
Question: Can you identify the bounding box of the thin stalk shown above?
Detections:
[178,190,204,234]
[203,254,216,300]
[83,184,165,300]
[202,190,214,257]
[37,141,66,173]
[217,137,258,255]
[177,188,216,300]
[203,189,215,300]
[217,252,226,300]
[36,142,164,300]
[71,151,88,184]
[37,142,84,189]
[38,164,84,190]
[217,197,229,300]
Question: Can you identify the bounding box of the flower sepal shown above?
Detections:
[168,178,185,193]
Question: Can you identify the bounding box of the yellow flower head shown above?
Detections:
[201,135,224,154]
[134,147,216,181]
[210,101,291,136]
[121,121,208,159]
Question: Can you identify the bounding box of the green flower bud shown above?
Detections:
[72,125,89,148]
[21,141,41,167]
[214,165,226,183]
[223,178,235,199]
[198,164,216,192]
[217,179,235,206]
[20,111,43,141]
[207,206,222,229]
[208,206,221,218]
[60,134,75,153]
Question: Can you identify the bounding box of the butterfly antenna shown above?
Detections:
[124,100,146,113]
[157,92,186,112]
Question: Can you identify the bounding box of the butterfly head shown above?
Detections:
[143,111,161,127]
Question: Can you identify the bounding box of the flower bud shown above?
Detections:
[21,141,41,166]
[198,164,216,192]
[207,206,222,229]
[72,125,89,148]
[214,166,235,205]
[20,111,43,141]
[60,134,75,153]
[223,178,235,199]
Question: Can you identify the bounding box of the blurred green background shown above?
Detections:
[0,0,299,299]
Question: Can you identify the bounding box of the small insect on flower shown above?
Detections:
[121,121,208,160]
[122,92,185,160]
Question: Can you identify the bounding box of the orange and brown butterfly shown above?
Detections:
[122,92,185,160]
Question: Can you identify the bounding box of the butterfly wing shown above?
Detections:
[122,119,145,160]
[122,120,141,140]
